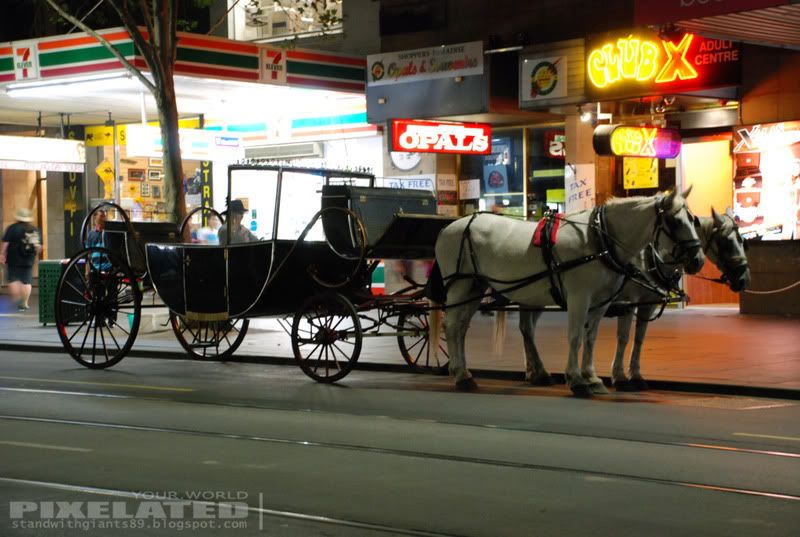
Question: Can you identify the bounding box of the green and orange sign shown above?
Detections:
[586,30,741,100]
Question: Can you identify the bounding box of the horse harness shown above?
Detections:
[443,195,691,312]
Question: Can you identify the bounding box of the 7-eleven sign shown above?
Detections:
[260,46,287,85]
[13,41,39,81]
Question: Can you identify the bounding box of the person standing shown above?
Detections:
[218,200,257,244]
[0,208,42,312]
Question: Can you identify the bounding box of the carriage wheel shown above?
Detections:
[170,314,249,360]
[397,310,449,373]
[291,293,362,383]
[55,247,141,369]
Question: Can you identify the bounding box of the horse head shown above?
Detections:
[656,186,705,274]
[697,207,751,292]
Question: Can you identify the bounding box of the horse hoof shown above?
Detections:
[590,382,610,395]
[455,378,479,392]
[529,372,554,386]
[630,377,649,391]
[570,384,594,398]
[614,379,636,392]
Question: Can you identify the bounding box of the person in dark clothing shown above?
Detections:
[219,199,258,245]
[0,208,42,311]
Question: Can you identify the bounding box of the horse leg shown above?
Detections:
[581,311,609,395]
[612,310,636,391]
[520,310,553,386]
[628,305,655,391]
[444,279,484,391]
[565,297,593,397]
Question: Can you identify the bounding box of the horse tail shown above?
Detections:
[425,262,447,303]
[493,309,507,356]
[424,262,446,363]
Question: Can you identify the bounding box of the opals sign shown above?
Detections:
[593,125,682,159]
[586,30,741,100]
[391,119,491,155]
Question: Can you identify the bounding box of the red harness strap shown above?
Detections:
[533,213,563,247]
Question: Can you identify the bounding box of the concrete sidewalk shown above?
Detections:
[1,290,798,395]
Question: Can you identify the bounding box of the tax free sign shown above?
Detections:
[585,29,741,100]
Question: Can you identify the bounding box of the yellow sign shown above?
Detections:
[95,159,114,182]
[587,34,698,89]
[623,157,658,189]
[546,188,566,203]
[86,124,127,146]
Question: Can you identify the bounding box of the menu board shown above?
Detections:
[732,121,800,240]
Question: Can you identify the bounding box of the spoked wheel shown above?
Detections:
[397,310,449,373]
[55,247,141,369]
[291,293,362,383]
[170,314,249,360]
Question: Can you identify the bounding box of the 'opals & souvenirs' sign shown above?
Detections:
[368,42,483,86]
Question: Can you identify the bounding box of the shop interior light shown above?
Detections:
[6,73,141,98]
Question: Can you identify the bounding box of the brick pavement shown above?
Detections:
[1,292,797,392]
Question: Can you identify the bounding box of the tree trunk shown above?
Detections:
[155,75,187,239]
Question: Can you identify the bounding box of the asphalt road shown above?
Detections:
[0,351,798,536]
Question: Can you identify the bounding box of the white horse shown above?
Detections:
[432,189,704,397]
[608,207,751,390]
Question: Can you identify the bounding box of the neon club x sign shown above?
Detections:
[585,30,741,99]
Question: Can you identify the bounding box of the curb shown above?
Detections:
[2,342,799,401]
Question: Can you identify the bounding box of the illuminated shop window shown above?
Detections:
[233,0,344,43]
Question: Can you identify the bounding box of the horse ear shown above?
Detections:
[681,184,694,199]
[725,206,735,218]
[711,207,724,226]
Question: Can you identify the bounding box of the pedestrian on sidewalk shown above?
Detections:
[0,208,42,311]
[85,209,107,248]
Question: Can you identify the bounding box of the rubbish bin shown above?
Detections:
[38,259,68,325]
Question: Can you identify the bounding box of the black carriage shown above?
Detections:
[55,164,453,382]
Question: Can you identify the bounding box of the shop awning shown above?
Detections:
[675,3,800,49]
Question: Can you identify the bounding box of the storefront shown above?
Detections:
[0,134,85,268]
[367,39,561,221]
[0,27,371,256]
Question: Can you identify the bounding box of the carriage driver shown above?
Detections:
[219,199,258,244]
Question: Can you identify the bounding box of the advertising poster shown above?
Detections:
[733,121,800,240]
[623,157,658,189]
[482,164,509,194]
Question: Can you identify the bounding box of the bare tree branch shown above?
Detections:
[105,0,162,84]
[42,0,156,93]
[208,0,242,35]
[134,0,156,52]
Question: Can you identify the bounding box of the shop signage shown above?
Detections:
[125,125,244,160]
[64,125,86,256]
[0,134,85,166]
[565,164,595,212]
[732,120,800,240]
[391,119,491,155]
[520,56,567,102]
[593,125,682,159]
[634,0,788,26]
[367,41,483,87]
[586,30,741,100]
[260,46,287,85]
[385,175,435,191]
[12,41,39,81]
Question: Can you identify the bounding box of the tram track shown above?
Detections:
[0,477,463,537]
[1,384,798,460]
[1,411,798,503]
